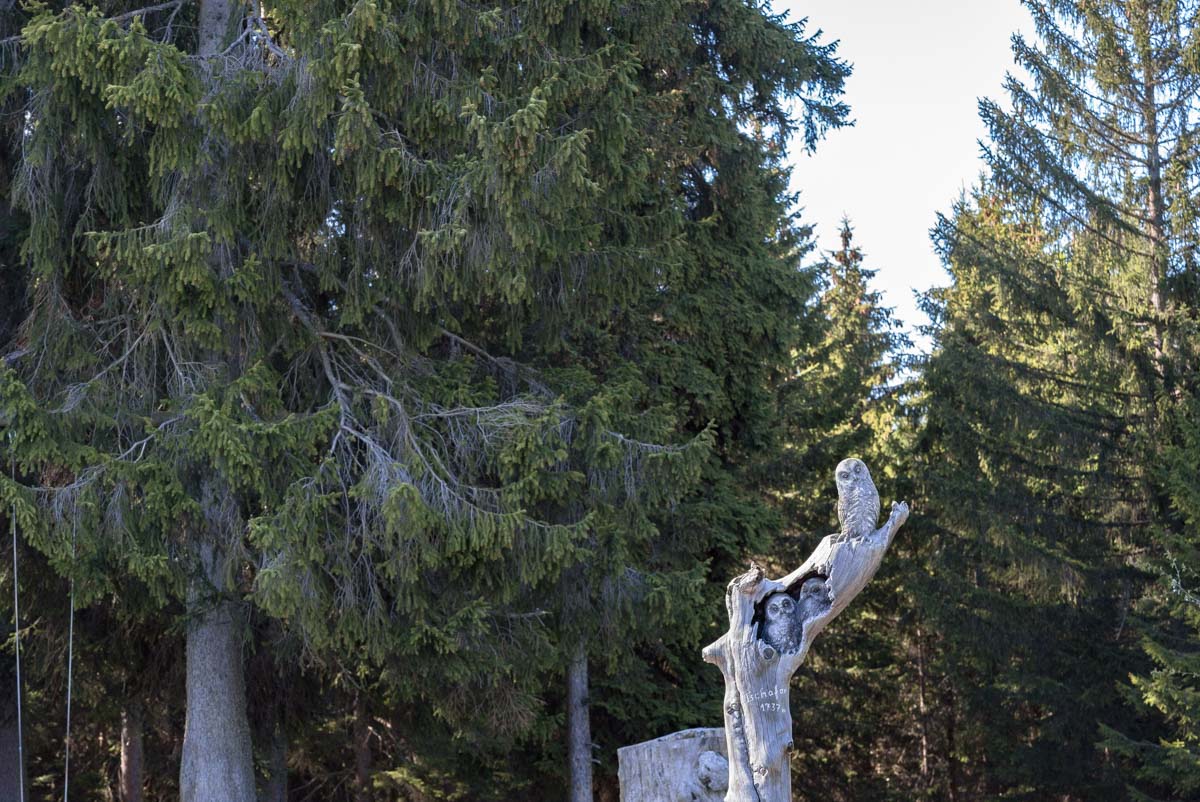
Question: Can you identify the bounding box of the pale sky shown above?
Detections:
[780,0,1034,348]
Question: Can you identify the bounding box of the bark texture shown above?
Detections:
[617,728,728,802]
[119,700,144,802]
[702,501,908,802]
[179,545,256,802]
[198,0,238,57]
[567,643,594,802]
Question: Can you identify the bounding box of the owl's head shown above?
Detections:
[765,593,795,621]
[796,577,831,620]
[798,577,828,600]
[835,458,870,491]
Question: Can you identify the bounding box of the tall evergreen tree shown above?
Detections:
[0,1,702,797]
[773,218,908,538]
[0,1,850,799]
[1099,396,1200,802]
[760,219,911,802]
[908,1,1200,797]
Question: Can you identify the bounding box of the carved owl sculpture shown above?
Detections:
[796,576,831,622]
[761,593,802,655]
[834,457,881,542]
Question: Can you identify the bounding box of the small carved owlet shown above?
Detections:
[796,576,831,622]
[761,593,802,654]
[835,458,880,542]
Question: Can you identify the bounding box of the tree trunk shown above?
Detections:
[120,700,144,802]
[263,699,287,802]
[353,692,372,802]
[567,642,594,802]
[199,0,238,58]
[0,689,26,802]
[702,501,908,802]
[944,691,959,802]
[257,681,287,802]
[1141,26,1168,376]
[915,624,930,784]
[180,544,256,802]
[178,5,257,801]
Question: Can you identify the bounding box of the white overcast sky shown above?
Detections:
[779,0,1034,346]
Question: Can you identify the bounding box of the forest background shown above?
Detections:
[0,1,1197,801]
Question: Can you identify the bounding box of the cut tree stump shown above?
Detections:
[617,728,728,802]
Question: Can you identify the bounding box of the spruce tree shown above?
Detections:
[761,219,910,802]
[0,1,851,799]
[0,1,705,797]
[1099,397,1200,802]
[910,1,1200,797]
[773,218,908,537]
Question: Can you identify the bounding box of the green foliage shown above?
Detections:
[1100,396,1200,801]
[0,0,849,798]
[758,218,912,802]
[772,218,908,538]
[904,2,1200,799]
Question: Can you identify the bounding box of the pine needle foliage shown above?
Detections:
[0,0,850,797]
[909,1,1200,798]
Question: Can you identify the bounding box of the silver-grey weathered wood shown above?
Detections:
[618,728,728,802]
[702,459,908,802]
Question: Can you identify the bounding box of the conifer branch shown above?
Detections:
[0,1,188,47]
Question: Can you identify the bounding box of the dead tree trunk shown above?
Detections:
[702,500,908,802]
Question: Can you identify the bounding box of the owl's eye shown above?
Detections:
[838,472,848,480]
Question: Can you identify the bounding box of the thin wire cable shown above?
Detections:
[63,509,76,802]
[10,442,25,802]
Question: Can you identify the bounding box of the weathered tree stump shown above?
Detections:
[701,459,909,802]
[617,728,729,802]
